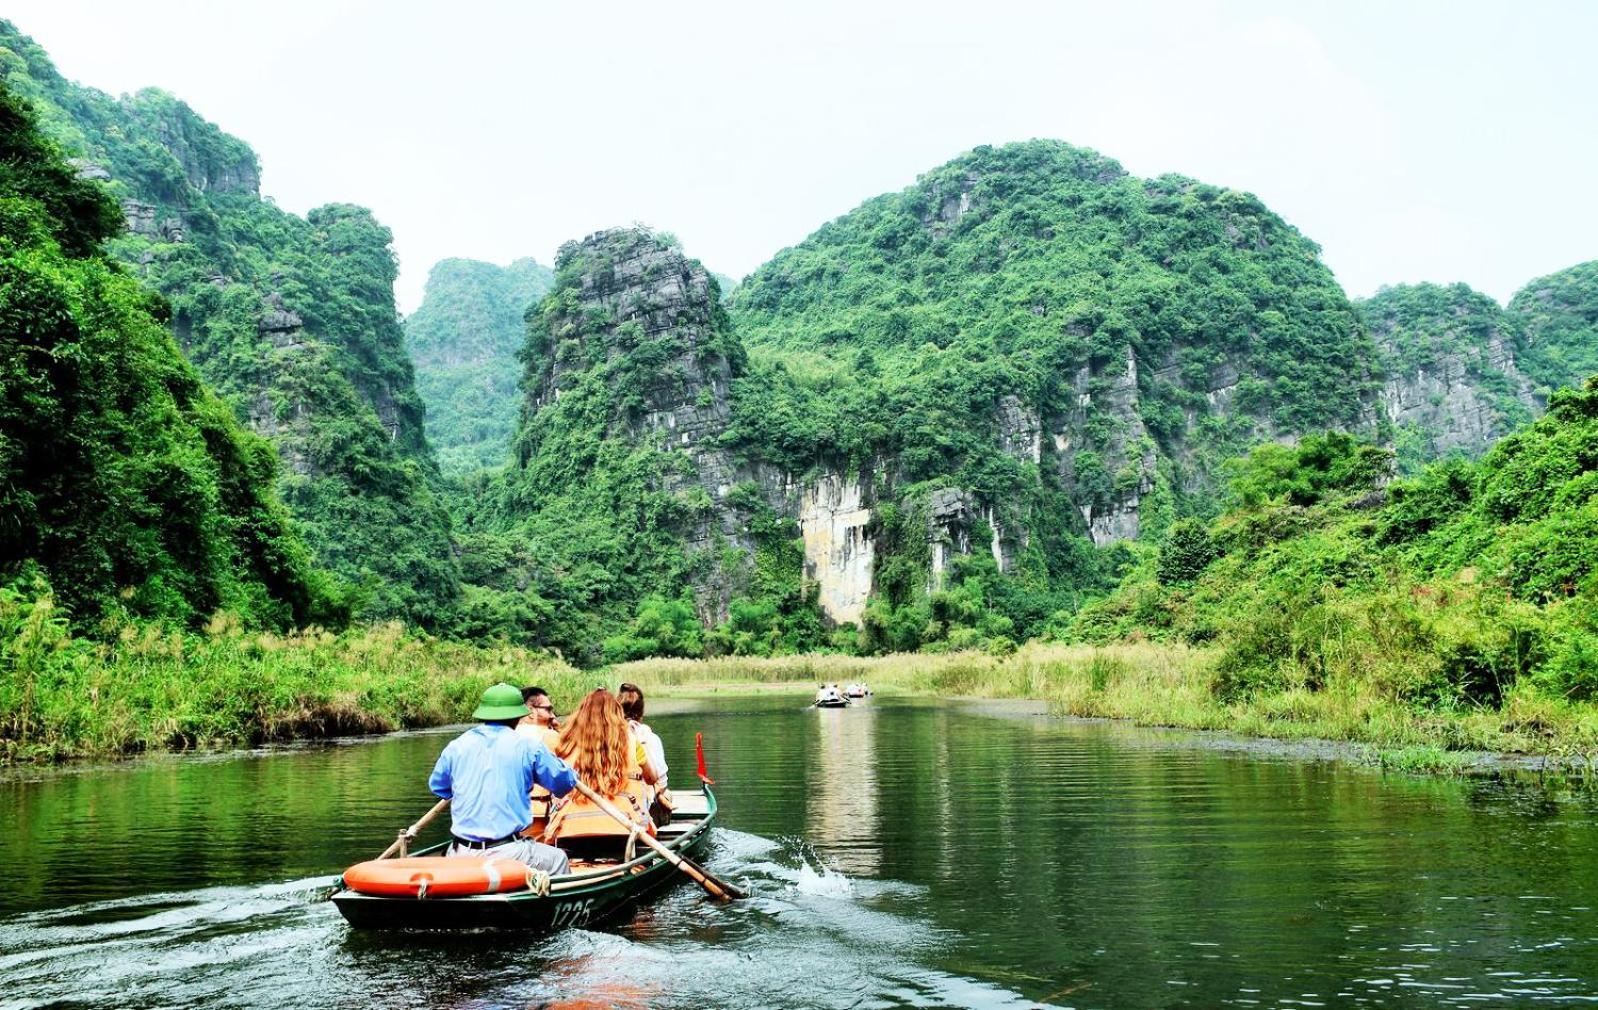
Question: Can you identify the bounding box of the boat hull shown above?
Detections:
[814,698,849,708]
[331,788,717,931]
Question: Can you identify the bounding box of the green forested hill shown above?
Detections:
[0,21,457,624]
[1508,260,1598,395]
[710,141,1380,650]
[1357,282,1539,472]
[1070,375,1598,722]
[404,257,553,476]
[458,229,754,660]
[0,82,332,629]
[727,141,1377,535]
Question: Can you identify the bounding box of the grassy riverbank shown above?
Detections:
[621,643,1598,771]
[12,584,1598,770]
[0,591,581,762]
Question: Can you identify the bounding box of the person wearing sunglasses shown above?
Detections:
[516,685,562,837]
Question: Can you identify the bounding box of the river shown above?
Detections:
[3,695,1597,1008]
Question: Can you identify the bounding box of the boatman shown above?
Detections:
[429,682,577,875]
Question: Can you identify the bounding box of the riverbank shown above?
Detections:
[621,643,1598,774]
[10,588,1598,772]
[0,593,581,763]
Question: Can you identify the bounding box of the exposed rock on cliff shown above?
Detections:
[798,474,875,624]
[1359,283,1539,471]
[0,20,458,624]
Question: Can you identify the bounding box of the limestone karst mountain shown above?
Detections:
[0,76,331,630]
[1359,283,1540,472]
[405,257,555,476]
[1508,260,1598,395]
[0,20,457,624]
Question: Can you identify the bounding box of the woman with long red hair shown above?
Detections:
[545,689,658,860]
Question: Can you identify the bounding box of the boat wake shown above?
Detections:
[0,831,1060,1009]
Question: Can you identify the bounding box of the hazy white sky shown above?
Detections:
[10,1,1596,313]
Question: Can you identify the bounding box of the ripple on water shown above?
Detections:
[4,696,1598,1008]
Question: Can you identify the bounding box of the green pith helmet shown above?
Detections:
[472,682,530,721]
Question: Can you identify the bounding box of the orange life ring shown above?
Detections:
[341,856,533,899]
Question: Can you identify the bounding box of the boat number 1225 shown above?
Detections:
[550,899,595,929]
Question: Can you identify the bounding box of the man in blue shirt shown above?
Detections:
[429,682,579,875]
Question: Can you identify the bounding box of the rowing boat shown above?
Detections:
[330,786,718,930]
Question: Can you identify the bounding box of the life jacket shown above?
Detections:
[544,735,654,843]
[521,724,562,836]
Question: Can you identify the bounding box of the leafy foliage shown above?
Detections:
[0,20,458,625]
[1508,260,1598,395]
[1070,379,1598,713]
[405,257,554,476]
[0,80,334,630]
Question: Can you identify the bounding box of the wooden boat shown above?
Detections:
[814,683,849,708]
[330,786,718,931]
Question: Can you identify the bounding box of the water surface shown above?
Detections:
[3,695,1597,1008]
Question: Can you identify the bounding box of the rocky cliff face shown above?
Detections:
[1359,284,1540,471]
[0,21,459,624]
[797,474,875,624]
[731,140,1380,589]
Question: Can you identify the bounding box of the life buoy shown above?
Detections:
[342,857,533,899]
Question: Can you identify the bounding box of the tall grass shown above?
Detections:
[0,591,581,762]
[618,641,1598,761]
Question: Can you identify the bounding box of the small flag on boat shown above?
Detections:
[696,731,714,785]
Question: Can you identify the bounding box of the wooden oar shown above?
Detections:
[571,780,746,901]
[377,798,449,859]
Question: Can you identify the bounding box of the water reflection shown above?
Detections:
[3,696,1598,1008]
[808,702,881,875]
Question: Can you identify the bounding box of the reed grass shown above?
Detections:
[617,641,1598,766]
[0,592,581,762]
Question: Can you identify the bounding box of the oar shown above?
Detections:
[377,798,450,859]
[571,780,746,901]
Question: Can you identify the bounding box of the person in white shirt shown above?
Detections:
[617,681,671,825]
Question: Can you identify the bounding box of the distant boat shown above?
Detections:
[814,683,849,708]
[844,682,871,698]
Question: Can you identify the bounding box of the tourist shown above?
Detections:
[517,684,562,835]
[617,681,672,825]
[517,685,561,746]
[546,688,658,860]
[428,682,576,875]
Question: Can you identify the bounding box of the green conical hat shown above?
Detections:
[472,682,529,721]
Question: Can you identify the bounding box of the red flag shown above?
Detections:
[696,731,715,785]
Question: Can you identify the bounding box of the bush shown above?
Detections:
[1156,518,1218,586]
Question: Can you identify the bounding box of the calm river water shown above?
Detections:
[3,695,1598,1008]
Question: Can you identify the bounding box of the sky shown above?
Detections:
[9,0,1597,314]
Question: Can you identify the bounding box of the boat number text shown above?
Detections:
[550,899,595,929]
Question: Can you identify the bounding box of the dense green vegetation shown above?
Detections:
[1359,282,1538,471]
[0,21,458,625]
[730,141,1375,458]
[721,140,1379,648]
[0,589,578,762]
[1068,379,1598,737]
[404,257,553,476]
[1509,260,1598,395]
[0,81,332,631]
